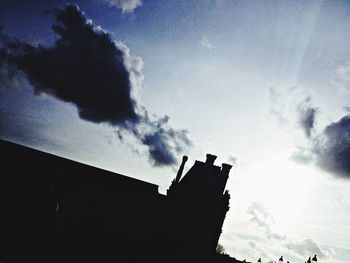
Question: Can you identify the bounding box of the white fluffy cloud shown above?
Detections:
[98,0,142,13]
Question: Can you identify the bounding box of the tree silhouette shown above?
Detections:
[216,243,225,254]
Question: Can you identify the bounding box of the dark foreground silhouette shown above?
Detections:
[1,139,243,263]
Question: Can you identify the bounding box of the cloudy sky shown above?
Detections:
[1,0,350,262]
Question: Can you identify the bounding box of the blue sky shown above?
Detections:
[1,1,350,262]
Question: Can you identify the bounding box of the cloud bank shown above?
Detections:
[0,4,191,166]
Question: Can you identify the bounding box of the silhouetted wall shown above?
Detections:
[1,140,236,263]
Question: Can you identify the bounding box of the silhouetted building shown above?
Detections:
[167,154,231,261]
[1,139,237,263]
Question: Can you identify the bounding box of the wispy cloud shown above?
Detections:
[247,202,285,241]
[330,62,350,93]
[286,239,325,259]
[199,35,214,50]
[246,202,330,262]
[228,155,238,165]
[268,87,293,126]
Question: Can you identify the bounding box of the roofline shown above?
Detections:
[0,138,160,191]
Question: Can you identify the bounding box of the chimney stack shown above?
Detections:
[174,155,188,183]
[205,154,217,165]
[221,163,232,177]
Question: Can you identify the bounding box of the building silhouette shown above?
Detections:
[1,139,241,263]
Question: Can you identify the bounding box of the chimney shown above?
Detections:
[174,155,188,183]
[205,154,217,165]
[221,163,232,177]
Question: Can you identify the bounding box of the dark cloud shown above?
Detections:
[2,5,138,125]
[343,106,350,112]
[313,115,350,178]
[293,96,350,178]
[298,97,317,138]
[0,4,191,166]
[0,27,22,88]
[141,128,189,167]
[129,114,191,166]
[0,63,21,88]
[300,106,317,137]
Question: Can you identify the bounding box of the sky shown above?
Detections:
[1,0,350,262]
